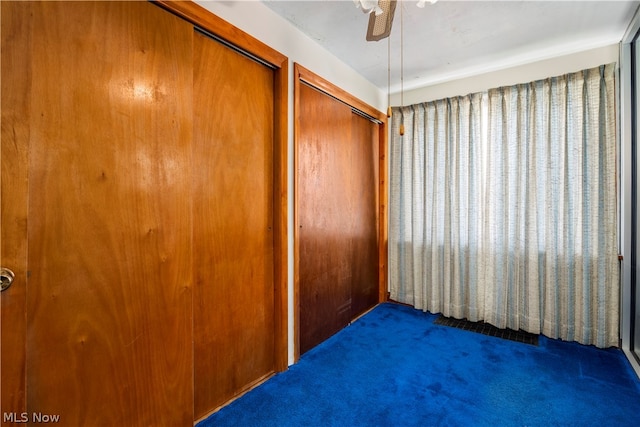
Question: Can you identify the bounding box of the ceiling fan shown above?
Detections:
[355,0,437,42]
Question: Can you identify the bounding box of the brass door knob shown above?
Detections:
[0,268,15,292]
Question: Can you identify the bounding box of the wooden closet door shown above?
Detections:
[349,113,380,318]
[1,1,31,416]
[193,31,275,419]
[298,83,379,355]
[2,2,195,425]
[298,84,353,355]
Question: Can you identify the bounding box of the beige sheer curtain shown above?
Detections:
[389,94,484,321]
[389,64,619,347]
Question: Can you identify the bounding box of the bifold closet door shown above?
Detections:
[298,83,379,355]
[1,1,195,425]
[192,31,276,419]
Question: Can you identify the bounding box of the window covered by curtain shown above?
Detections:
[389,64,618,348]
[389,94,484,322]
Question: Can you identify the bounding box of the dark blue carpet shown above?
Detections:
[198,302,640,427]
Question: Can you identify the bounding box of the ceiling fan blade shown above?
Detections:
[366,0,397,41]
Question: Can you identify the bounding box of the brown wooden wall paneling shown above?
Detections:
[294,64,388,358]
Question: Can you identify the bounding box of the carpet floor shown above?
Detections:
[198,302,640,427]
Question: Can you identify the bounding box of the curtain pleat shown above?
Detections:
[390,94,484,322]
[389,63,618,348]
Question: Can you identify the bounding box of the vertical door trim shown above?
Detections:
[293,63,388,362]
[620,5,640,379]
[154,0,289,373]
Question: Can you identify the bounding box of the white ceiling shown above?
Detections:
[262,0,640,93]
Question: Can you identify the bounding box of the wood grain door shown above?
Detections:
[1,2,194,425]
[298,84,353,355]
[1,1,31,417]
[349,113,380,319]
[297,82,380,355]
[192,31,276,419]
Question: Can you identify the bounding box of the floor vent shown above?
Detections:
[434,315,539,346]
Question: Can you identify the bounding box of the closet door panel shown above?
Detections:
[1,0,32,415]
[298,84,354,354]
[297,76,381,355]
[349,113,380,318]
[22,2,194,425]
[193,31,275,418]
